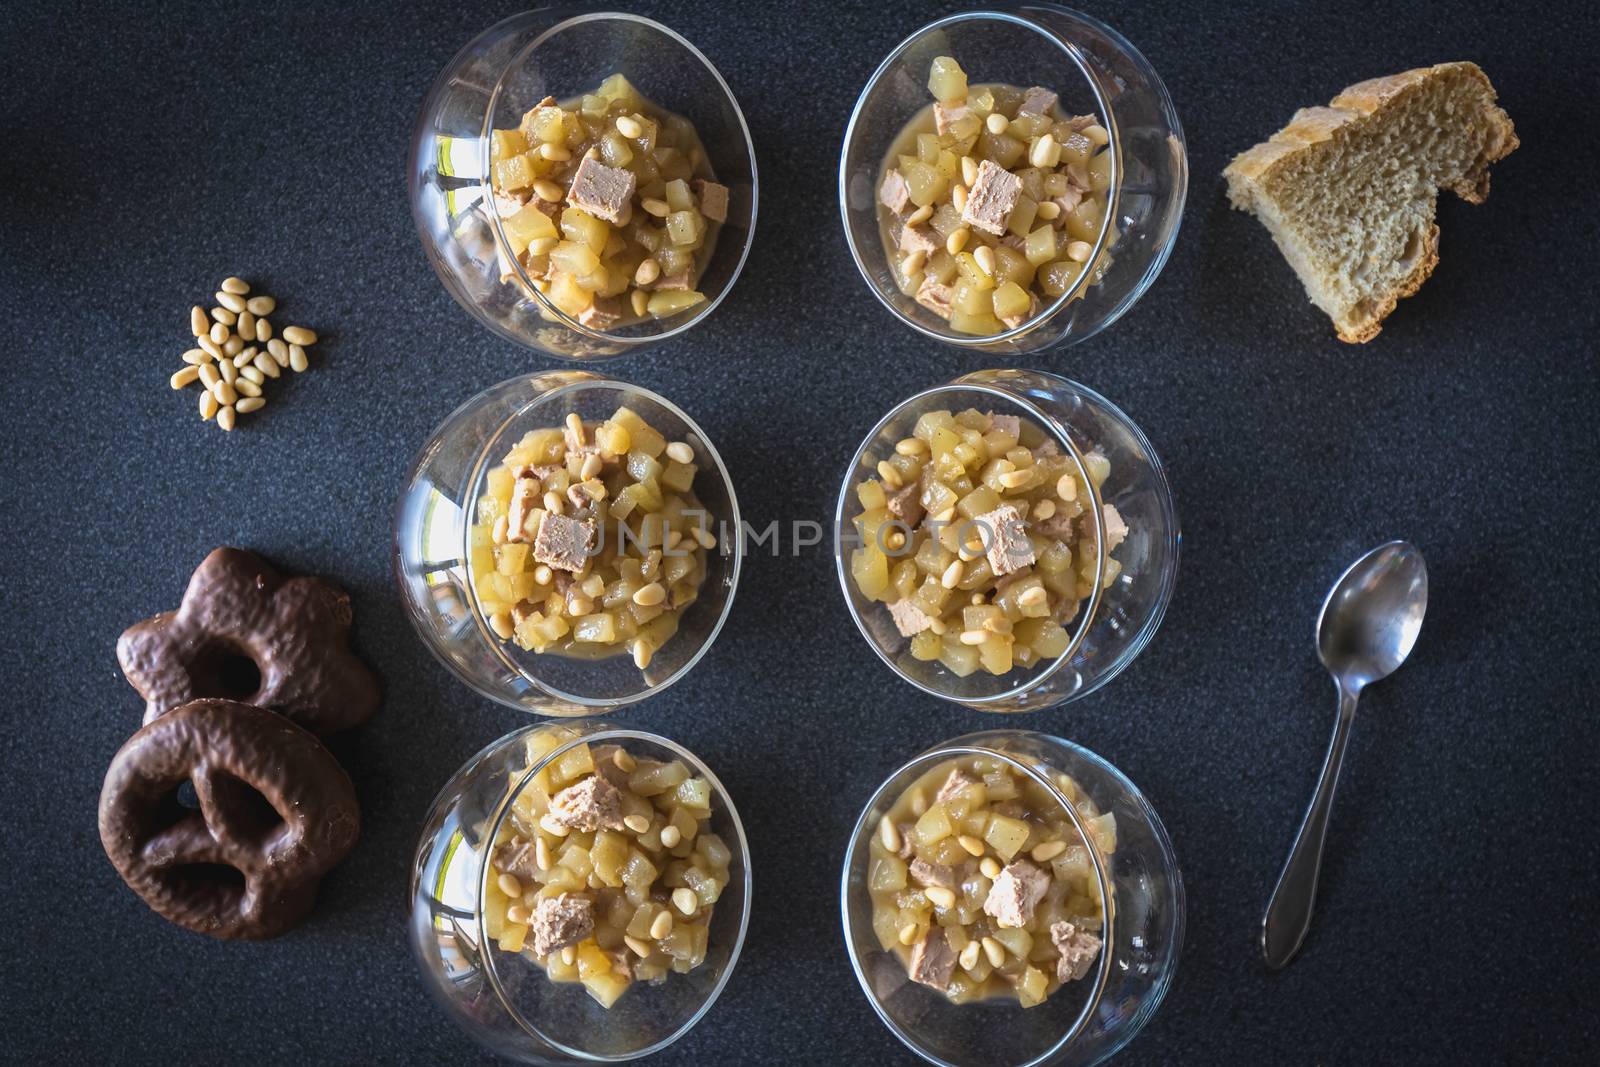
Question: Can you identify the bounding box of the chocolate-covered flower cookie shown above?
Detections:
[117,547,379,734]
[99,699,360,940]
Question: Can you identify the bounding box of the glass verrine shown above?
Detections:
[394,372,742,715]
[410,10,758,360]
[834,369,1178,712]
[839,5,1186,352]
[410,722,752,1063]
[841,730,1183,1067]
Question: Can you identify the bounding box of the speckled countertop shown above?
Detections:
[3,0,1597,1063]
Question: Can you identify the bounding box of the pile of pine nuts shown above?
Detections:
[168,276,320,432]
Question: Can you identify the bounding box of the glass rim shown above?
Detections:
[833,379,1107,708]
[838,735,1116,1066]
[477,724,754,1061]
[458,372,745,713]
[837,4,1122,347]
[478,10,760,350]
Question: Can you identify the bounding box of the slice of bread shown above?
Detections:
[1224,62,1518,343]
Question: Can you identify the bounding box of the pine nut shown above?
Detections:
[895,437,928,456]
[650,823,678,851]
[535,838,552,870]
[960,155,980,187]
[898,923,919,947]
[613,748,636,773]
[1084,123,1109,146]
[1019,586,1049,611]
[170,367,199,389]
[231,348,256,369]
[982,936,1006,967]
[941,560,964,589]
[236,396,265,414]
[665,441,694,464]
[282,326,317,346]
[560,946,576,966]
[564,412,584,444]
[959,941,982,971]
[985,112,1009,134]
[693,527,717,550]
[632,582,667,607]
[235,377,262,397]
[951,182,968,214]
[199,390,218,420]
[1029,133,1060,169]
[224,335,244,356]
[491,515,509,545]
[876,460,903,489]
[960,630,987,646]
[925,886,956,909]
[182,348,210,366]
[256,317,271,342]
[579,453,603,480]
[1057,474,1078,501]
[672,888,698,915]
[213,380,237,406]
[210,306,236,326]
[253,352,281,379]
[220,276,250,295]
[973,245,996,276]
[198,363,220,389]
[884,530,906,551]
[538,143,570,161]
[533,565,554,585]
[980,857,1002,879]
[879,817,901,854]
[1033,499,1057,521]
[999,469,1032,489]
[497,872,522,898]
[216,291,246,313]
[901,249,928,277]
[649,911,673,940]
[209,321,229,344]
[190,306,208,337]
[615,115,643,138]
[217,404,236,432]
[1036,200,1061,221]
[532,178,563,203]
[1066,240,1092,263]
[957,834,985,857]
[198,336,223,360]
[218,358,236,384]
[623,814,650,834]
[946,227,970,255]
[542,490,563,514]
[905,203,933,227]
[622,934,652,958]
[567,595,594,617]
[1032,840,1068,863]
[630,289,649,317]
[538,814,570,837]
[240,365,264,385]
[619,258,658,290]
[289,345,308,372]
[641,197,670,217]
[245,295,275,315]
[237,309,255,340]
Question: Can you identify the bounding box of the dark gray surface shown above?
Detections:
[3,0,1598,1063]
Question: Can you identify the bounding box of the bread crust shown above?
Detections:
[1224,61,1517,342]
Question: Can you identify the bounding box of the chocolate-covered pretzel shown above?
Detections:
[98,699,360,940]
[117,547,379,734]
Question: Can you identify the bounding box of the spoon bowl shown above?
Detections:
[1316,542,1428,688]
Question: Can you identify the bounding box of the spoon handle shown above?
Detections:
[1262,682,1360,969]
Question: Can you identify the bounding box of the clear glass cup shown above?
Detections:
[394,371,742,715]
[409,10,758,360]
[841,730,1183,1067]
[838,5,1186,353]
[834,369,1178,712]
[410,722,752,1063]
